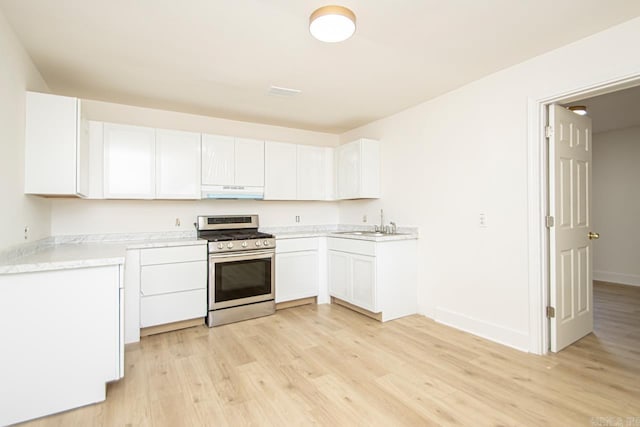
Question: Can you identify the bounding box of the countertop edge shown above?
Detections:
[274,231,418,241]
[0,256,126,275]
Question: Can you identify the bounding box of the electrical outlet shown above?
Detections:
[362,214,367,223]
[479,213,488,228]
[24,226,29,240]
[175,218,181,227]
[295,215,301,223]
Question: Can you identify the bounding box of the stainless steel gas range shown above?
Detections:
[196,215,276,327]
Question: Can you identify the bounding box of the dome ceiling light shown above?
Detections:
[568,105,588,116]
[309,5,356,43]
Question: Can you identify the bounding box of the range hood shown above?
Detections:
[201,185,264,200]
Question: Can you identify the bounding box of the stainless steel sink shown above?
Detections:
[333,231,404,237]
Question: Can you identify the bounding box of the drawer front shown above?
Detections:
[276,237,319,254]
[141,261,207,296]
[140,289,206,327]
[327,237,376,256]
[140,244,206,266]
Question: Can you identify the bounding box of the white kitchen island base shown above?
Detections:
[0,265,123,426]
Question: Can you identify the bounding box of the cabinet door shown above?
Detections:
[24,91,79,195]
[0,266,119,426]
[103,123,156,199]
[235,138,264,186]
[359,139,381,198]
[336,141,360,199]
[351,254,377,312]
[76,109,90,197]
[297,145,326,200]
[275,251,319,303]
[328,250,350,301]
[140,289,206,327]
[265,141,297,200]
[87,121,105,199]
[201,134,235,185]
[156,129,201,199]
[141,261,207,296]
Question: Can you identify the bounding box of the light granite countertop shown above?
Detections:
[0,233,205,275]
[262,225,419,242]
[0,225,417,275]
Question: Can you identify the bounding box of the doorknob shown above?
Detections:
[588,231,600,240]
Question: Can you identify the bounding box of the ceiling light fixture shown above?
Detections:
[568,105,588,116]
[309,5,356,43]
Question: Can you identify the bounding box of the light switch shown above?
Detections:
[479,213,488,228]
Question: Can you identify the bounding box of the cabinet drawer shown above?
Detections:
[276,238,319,253]
[140,289,206,327]
[140,245,206,266]
[327,237,376,256]
[141,260,206,296]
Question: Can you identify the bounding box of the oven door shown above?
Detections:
[209,250,275,310]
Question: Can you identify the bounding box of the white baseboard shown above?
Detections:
[593,270,640,287]
[434,307,529,352]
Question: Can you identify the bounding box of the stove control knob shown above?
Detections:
[241,242,248,248]
[263,240,270,247]
[255,240,262,247]
[227,242,234,249]
[217,243,224,250]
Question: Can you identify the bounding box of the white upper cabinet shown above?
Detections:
[264,141,297,200]
[103,125,201,200]
[201,135,264,187]
[336,138,380,200]
[155,129,201,199]
[297,145,330,200]
[264,142,333,201]
[201,134,235,185]
[24,91,89,197]
[103,124,156,199]
[235,138,265,186]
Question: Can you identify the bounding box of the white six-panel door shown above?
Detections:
[549,104,594,352]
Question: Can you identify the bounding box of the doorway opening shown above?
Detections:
[527,75,640,355]
[559,87,640,352]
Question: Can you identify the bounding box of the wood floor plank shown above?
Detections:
[17,281,640,426]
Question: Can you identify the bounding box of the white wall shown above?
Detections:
[338,17,640,351]
[593,126,640,286]
[51,199,338,235]
[0,11,50,251]
[50,100,340,235]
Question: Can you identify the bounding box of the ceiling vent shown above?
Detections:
[268,85,302,97]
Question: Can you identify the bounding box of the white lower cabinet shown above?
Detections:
[275,238,319,303]
[139,245,207,328]
[350,254,377,312]
[327,250,350,301]
[140,289,207,327]
[125,243,207,341]
[328,237,417,321]
[0,265,123,426]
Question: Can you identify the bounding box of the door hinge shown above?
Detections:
[545,126,553,138]
[545,215,555,228]
[546,306,555,318]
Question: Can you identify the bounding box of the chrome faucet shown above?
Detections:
[375,209,384,232]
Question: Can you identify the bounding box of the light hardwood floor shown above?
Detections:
[22,281,640,426]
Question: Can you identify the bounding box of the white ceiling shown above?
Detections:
[565,84,640,134]
[2,1,640,134]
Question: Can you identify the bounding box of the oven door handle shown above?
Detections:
[209,250,274,262]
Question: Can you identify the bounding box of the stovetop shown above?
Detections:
[198,230,274,242]
[195,215,275,253]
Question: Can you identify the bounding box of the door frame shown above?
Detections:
[527,73,640,354]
